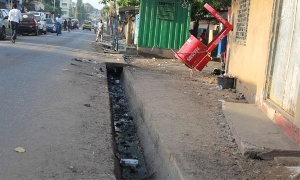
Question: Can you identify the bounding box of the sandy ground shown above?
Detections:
[120,53,295,179]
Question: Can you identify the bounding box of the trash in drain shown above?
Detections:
[120,159,139,167]
[107,69,148,179]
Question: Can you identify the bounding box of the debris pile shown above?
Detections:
[107,72,148,179]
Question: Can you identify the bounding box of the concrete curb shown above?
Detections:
[121,67,184,179]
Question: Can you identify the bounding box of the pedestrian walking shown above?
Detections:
[55,14,63,35]
[67,18,71,32]
[189,19,199,38]
[199,29,207,45]
[8,3,22,43]
[74,21,78,30]
[63,19,67,31]
[93,21,97,34]
[16,0,22,12]
[95,19,104,42]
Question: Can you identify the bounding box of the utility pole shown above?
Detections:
[113,0,118,51]
[54,0,55,11]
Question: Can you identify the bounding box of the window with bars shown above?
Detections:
[235,0,250,45]
[157,0,175,20]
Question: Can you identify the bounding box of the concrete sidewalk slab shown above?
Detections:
[222,102,300,160]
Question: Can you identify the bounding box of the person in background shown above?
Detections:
[71,20,74,29]
[55,14,63,35]
[67,18,71,32]
[93,21,97,34]
[16,1,22,12]
[74,21,78,29]
[95,19,104,42]
[8,3,22,43]
[63,19,67,31]
[189,18,199,38]
[199,29,207,45]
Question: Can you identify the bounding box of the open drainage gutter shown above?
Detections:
[106,64,148,179]
[106,62,183,179]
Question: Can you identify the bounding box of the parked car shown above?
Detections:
[82,21,92,31]
[28,11,46,20]
[45,18,56,33]
[34,15,47,34]
[18,13,39,36]
[0,9,11,40]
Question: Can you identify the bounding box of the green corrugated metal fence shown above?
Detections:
[138,0,191,50]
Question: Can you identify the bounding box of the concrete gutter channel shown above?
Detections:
[106,61,185,179]
[104,52,300,179]
[121,67,184,179]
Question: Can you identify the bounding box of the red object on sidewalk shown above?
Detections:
[174,35,208,69]
[174,3,233,71]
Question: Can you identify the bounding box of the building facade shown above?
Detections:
[227,0,300,144]
[60,0,72,19]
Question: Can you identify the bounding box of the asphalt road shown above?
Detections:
[0,29,116,179]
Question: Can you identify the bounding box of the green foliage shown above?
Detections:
[117,0,140,7]
[98,0,231,21]
[191,0,231,20]
[84,3,94,12]
[44,4,54,11]
[99,0,140,7]
[99,0,111,5]
[75,0,87,22]
[21,0,35,11]
[100,5,110,20]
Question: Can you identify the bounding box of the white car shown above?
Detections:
[34,15,47,35]
[0,9,11,40]
[45,18,56,33]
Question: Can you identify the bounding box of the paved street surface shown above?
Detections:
[0,29,299,179]
[0,30,116,179]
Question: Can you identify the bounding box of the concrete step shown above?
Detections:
[222,102,300,160]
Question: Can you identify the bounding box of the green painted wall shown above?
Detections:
[137,0,191,50]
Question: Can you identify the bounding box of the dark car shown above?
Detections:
[45,18,56,33]
[18,13,39,36]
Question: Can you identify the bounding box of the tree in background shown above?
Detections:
[71,2,76,18]
[84,3,94,13]
[22,0,61,15]
[83,3,94,20]
[97,0,231,38]
[117,0,139,7]
[72,1,99,21]
[99,0,139,7]
[99,1,116,35]
[97,1,232,20]
[100,5,110,34]
[100,5,109,20]
[191,0,231,21]
[190,0,231,43]
[75,0,86,22]
[21,0,35,11]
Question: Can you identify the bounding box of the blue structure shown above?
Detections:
[217,36,227,56]
[0,0,7,8]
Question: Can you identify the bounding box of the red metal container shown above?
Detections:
[174,3,233,72]
[175,35,207,69]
